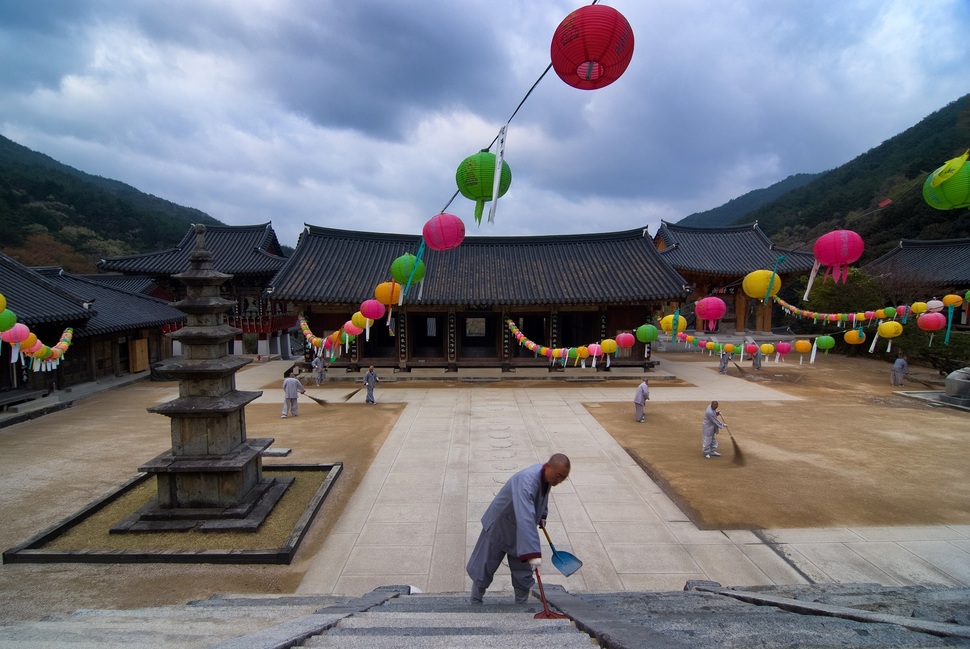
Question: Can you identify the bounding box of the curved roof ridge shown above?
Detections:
[303,223,649,246]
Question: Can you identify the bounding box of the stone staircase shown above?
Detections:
[2,584,969,648]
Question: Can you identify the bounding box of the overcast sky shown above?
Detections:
[2,1,968,249]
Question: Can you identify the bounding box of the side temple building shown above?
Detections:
[653,221,816,333]
[98,223,292,356]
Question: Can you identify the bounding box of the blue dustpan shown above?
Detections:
[541,527,583,576]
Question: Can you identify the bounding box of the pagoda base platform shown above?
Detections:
[110,476,293,533]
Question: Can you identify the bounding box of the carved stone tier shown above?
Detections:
[140,438,273,508]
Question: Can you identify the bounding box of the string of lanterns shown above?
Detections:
[506,318,657,368]
[297,4,636,362]
[0,292,74,372]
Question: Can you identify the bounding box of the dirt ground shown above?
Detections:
[0,387,403,625]
[0,354,967,623]
[589,353,970,530]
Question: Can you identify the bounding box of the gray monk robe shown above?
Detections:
[467,463,550,596]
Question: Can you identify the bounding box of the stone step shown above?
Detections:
[305,633,596,648]
[335,611,576,632]
[0,604,323,649]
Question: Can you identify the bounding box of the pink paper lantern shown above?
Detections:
[616,332,635,348]
[694,297,727,331]
[344,321,363,336]
[423,213,465,251]
[1,323,30,344]
[587,343,602,357]
[813,229,864,283]
[775,341,792,356]
[360,299,386,320]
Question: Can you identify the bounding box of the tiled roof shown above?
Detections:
[34,269,186,337]
[655,221,815,275]
[0,252,92,327]
[863,238,970,287]
[270,225,690,305]
[97,223,287,276]
[78,274,159,295]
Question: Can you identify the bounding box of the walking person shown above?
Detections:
[890,354,910,387]
[752,346,762,371]
[633,378,650,423]
[311,355,326,386]
[281,375,306,418]
[467,453,571,605]
[719,350,730,374]
[702,400,726,458]
[363,365,379,404]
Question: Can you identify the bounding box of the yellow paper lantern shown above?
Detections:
[943,294,964,308]
[742,270,782,299]
[351,311,373,330]
[910,302,927,315]
[854,312,867,322]
[844,329,866,344]
[600,339,617,354]
[794,339,812,354]
[877,321,904,338]
[760,343,775,355]
[0,293,5,312]
[660,314,687,334]
[705,341,715,350]
[374,281,402,306]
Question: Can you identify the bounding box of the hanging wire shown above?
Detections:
[439,0,600,214]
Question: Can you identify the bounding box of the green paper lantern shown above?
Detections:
[816,335,835,350]
[635,324,658,343]
[455,151,512,224]
[390,253,426,285]
[0,309,16,332]
[923,152,970,210]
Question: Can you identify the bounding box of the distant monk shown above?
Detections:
[702,400,725,459]
[890,354,909,387]
[633,378,650,423]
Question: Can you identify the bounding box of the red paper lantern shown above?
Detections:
[551,5,635,90]
[917,312,946,332]
[423,213,465,251]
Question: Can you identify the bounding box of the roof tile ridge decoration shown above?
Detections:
[302,223,652,246]
[53,270,178,306]
[660,220,765,235]
[100,246,180,264]
[898,237,970,248]
[4,254,89,308]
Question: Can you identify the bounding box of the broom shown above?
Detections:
[303,393,327,406]
[718,414,746,466]
[341,387,364,402]
[732,361,747,377]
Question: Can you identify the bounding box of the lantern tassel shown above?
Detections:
[474,200,485,225]
[803,260,822,301]
[810,340,818,364]
[945,306,955,345]
[868,333,880,354]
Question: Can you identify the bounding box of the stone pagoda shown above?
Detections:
[113,225,290,532]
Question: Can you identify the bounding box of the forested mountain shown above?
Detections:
[0,134,222,272]
[678,173,820,227]
[730,93,970,262]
